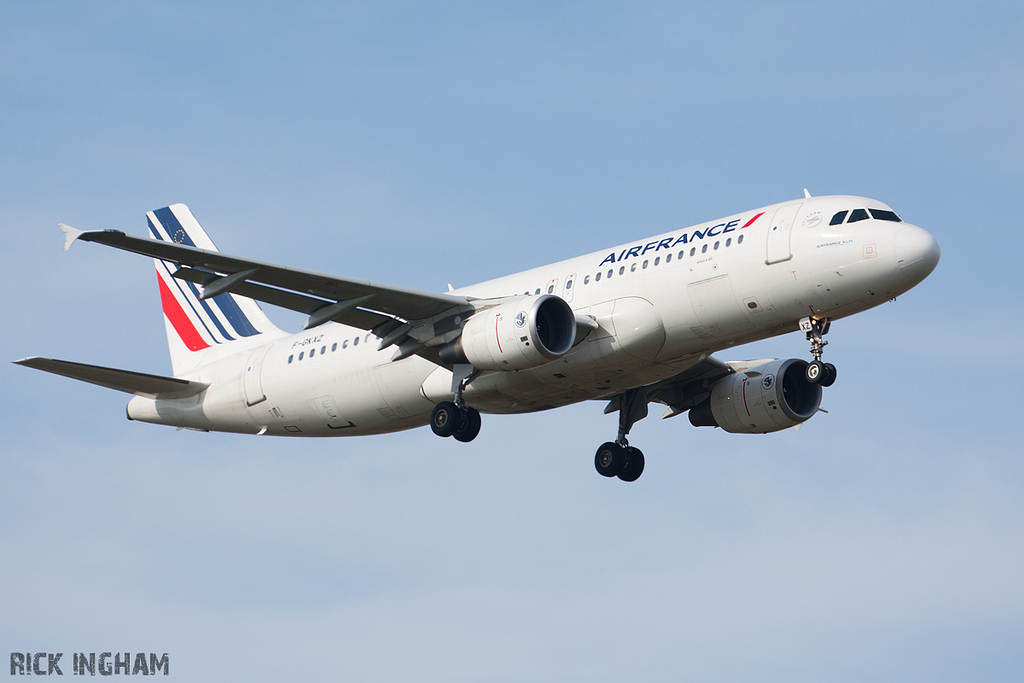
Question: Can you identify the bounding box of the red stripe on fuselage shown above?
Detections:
[157,274,210,351]
[741,212,765,228]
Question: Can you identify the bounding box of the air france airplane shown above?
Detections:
[16,193,939,481]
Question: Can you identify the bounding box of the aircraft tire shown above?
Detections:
[805,360,824,384]
[430,401,459,437]
[820,363,837,387]
[453,407,482,443]
[618,447,645,482]
[594,442,626,477]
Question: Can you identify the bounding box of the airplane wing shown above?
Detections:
[60,226,474,341]
[644,356,781,419]
[646,356,736,418]
[14,357,208,399]
[599,356,733,417]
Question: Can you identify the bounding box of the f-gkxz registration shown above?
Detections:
[17,193,939,482]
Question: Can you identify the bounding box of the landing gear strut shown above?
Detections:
[430,366,482,442]
[594,387,647,482]
[800,316,837,387]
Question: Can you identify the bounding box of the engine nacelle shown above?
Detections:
[688,358,822,434]
[439,295,577,371]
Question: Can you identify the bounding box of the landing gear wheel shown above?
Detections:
[618,446,645,482]
[453,407,482,443]
[805,360,825,384]
[820,363,837,387]
[594,442,626,477]
[430,401,459,437]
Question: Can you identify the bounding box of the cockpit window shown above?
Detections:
[847,208,870,223]
[829,211,848,226]
[869,208,902,222]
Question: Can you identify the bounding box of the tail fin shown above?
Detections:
[147,204,283,375]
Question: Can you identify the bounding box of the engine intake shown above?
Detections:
[688,358,822,433]
[440,295,577,371]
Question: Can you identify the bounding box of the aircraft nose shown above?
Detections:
[894,224,941,285]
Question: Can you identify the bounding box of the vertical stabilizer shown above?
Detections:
[147,204,283,375]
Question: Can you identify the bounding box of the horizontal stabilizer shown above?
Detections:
[14,357,208,399]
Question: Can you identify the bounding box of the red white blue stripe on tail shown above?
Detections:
[146,204,280,372]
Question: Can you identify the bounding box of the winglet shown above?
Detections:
[803,188,812,199]
[58,223,85,251]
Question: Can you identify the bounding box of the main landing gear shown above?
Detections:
[594,386,647,482]
[595,442,645,482]
[800,316,837,387]
[431,401,481,442]
[430,368,481,443]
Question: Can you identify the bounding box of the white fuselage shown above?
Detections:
[126,195,939,436]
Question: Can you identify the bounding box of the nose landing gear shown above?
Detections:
[800,316,837,387]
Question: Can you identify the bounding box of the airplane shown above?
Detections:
[15,192,940,481]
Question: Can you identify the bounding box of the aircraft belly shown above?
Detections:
[133,360,260,434]
[686,274,755,339]
[236,347,424,437]
[371,356,437,423]
[608,297,666,360]
[463,341,675,414]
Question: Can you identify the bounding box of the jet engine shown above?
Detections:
[439,295,577,371]
[688,358,822,434]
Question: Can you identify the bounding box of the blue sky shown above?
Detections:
[2,2,1022,680]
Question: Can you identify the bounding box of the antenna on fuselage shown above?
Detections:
[803,188,812,198]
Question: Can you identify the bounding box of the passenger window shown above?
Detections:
[642,260,649,269]
[353,337,359,346]
[869,209,902,222]
[678,250,685,260]
[630,263,637,272]
[726,238,732,247]
[341,339,348,349]
[666,253,672,263]
[607,269,613,279]
[331,343,337,352]
[595,272,602,282]
[713,241,719,250]
[618,266,625,275]
[584,275,590,284]
[737,235,744,244]
[288,355,293,364]
[547,284,554,294]
[535,288,541,295]
[654,257,660,266]
[310,348,315,357]
[690,247,696,256]
[848,208,869,223]
[566,279,573,289]
[299,352,304,360]
[830,211,848,226]
[701,244,708,253]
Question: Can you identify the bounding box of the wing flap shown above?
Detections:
[14,357,208,399]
